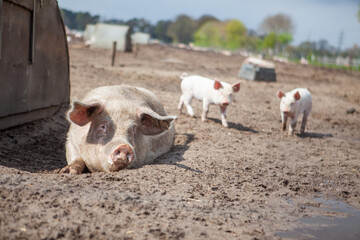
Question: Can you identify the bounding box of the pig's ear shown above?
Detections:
[232,82,240,92]
[294,91,301,101]
[214,80,222,90]
[277,90,285,99]
[138,111,176,136]
[68,101,103,126]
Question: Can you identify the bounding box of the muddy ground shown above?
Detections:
[0,44,359,240]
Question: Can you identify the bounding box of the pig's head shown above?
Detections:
[68,100,176,172]
[277,90,301,118]
[213,81,241,107]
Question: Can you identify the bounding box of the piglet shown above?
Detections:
[178,73,240,127]
[277,88,312,135]
[60,85,176,174]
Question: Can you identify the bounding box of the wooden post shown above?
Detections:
[111,41,117,66]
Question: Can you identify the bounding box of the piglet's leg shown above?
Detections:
[300,111,310,134]
[281,112,287,131]
[220,106,228,128]
[60,158,86,174]
[183,95,195,117]
[201,100,210,122]
[177,95,184,114]
[288,120,297,136]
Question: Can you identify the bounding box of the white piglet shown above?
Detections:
[277,88,312,135]
[178,74,240,127]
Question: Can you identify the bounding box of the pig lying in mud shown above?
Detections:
[60,85,176,174]
[277,88,312,135]
[178,73,240,127]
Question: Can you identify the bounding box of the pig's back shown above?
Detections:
[295,88,312,111]
[181,75,214,98]
[82,85,167,116]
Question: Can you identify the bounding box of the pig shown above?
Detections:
[277,88,312,135]
[60,85,176,174]
[177,73,240,127]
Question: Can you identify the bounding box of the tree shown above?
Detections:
[126,18,152,33]
[194,19,247,50]
[60,9,99,30]
[259,13,295,34]
[262,33,277,49]
[167,15,197,44]
[196,15,219,29]
[193,21,225,48]
[152,20,173,43]
[259,13,294,54]
[225,20,247,50]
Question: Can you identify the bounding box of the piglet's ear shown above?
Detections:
[138,110,176,136]
[68,101,103,126]
[277,90,285,99]
[214,80,222,90]
[232,82,240,92]
[294,91,301,101]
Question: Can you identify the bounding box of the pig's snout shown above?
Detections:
[222,102,229,107]
[283,111,294,118]
[111,144,134,168]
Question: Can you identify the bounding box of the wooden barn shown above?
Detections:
[0,0,70,130]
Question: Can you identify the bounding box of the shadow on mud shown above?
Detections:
[154,133,202,173]
[208,117,259,133]
[296,132,333,139]
[0,107,69,173]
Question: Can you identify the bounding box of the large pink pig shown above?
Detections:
[178,73,240,127]
[277,88,312,135]
[60,85,176,174]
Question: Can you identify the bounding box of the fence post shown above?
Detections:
[111,41,117,67]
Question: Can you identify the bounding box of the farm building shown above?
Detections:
[131,32,150,45]
[238,57,277,82]
[83,24,95,42]
[88,23,130,50]
[0,0,70,130]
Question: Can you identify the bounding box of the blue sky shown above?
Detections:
[57,0,360,49]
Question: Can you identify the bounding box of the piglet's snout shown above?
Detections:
[111,144,134,168]
[222,102,229,107]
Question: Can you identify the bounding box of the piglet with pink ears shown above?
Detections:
[178,73,241,127]
[277,88,312,135]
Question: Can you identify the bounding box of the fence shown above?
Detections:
[315,56,360,68]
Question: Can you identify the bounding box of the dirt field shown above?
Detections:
[1,44,359,239]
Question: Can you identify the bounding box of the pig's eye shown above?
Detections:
[97,122,108,135]
[130,126,137,135]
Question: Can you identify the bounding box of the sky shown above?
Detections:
[57,0,360,50]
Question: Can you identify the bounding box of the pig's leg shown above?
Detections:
[288,119,297,136]
[300,111,310,134]
[220,106,228,128]
[281,112,287,131]
[183,94,195,117]
[60,158,86,174]
[201,100,210,122]
[177,95,184,114]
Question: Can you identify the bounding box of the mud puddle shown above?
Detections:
[277,198,360,240]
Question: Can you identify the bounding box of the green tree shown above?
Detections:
[263,33,277,49]
[167,15,197,44]
[194,19,247,50]
[193,21,225,48]
[225,19,246,50]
